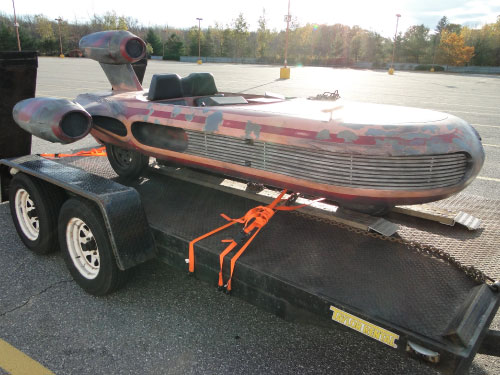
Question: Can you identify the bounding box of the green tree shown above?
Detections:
[446,23,462,34]
[34,15,54,40]
[187,26,203,56]
[256,9,270,59]
[360,31,387,65]
[34,15,57,54]
[117,17,128,31]
[221,27,234,57]
[146,29,162,56]
[232,13,249,58]
[402,25,430,63]
[102,11,118,30]
[211,22,225,57]
[0,24,17,51]
[164,33,183,60]
[202,28,214,57]
[436,16,449,34]
[289,23,314,64]
[350,32,362,62]
[462,19,500,66]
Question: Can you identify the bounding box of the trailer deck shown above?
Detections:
[1,153,498,374]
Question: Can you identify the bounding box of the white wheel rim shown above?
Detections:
[66,218,100,279]
[14,188,39,241]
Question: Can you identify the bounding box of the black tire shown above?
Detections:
[9,173,64,254]
[105,143,149,179]
[58,197,129,295]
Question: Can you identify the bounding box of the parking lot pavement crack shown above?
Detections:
[0,279,73,317]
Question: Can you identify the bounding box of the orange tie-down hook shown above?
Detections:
[40,146,107,158]
[188,190,323,292]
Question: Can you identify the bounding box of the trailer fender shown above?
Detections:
[0,155,156,270]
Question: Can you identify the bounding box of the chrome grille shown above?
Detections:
[185,130,468,190]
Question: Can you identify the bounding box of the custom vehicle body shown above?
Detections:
[12,30,485,213]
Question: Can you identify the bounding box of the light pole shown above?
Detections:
[431,34,438,72]
[280,0,291,79]
[55,17,64,58]
[389,14,401,75]
[162,25,168,58]
[196,17,203,64]
[11,0,21,51]
[284,0,291,67]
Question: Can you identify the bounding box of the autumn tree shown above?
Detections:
[438,31,474,66]
[462,18,500,66]
[34,15,57,53]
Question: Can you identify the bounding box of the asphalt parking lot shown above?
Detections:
[1,58,499,374]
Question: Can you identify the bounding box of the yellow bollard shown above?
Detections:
[430,67,435,72]
[59,54,65,58]
[388,67,394,75]
[280,67,291,79]
[197,59,202,65]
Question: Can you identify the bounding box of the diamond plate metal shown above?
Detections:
[391,194,500,281]
[57,155,500,282]
[49,155,500,342]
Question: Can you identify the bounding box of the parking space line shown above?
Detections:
[472,124,500,129]
[445,110,500,117]
[477,176,500,182]
[483,143,500,148]
[35,94,71,100]
[0,339,54,375]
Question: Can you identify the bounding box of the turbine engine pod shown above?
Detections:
[79,30,146,64]
[13,98,92,144]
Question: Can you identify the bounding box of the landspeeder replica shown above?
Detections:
[12,30,484,214]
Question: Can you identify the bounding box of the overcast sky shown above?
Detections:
[3,0,500,36]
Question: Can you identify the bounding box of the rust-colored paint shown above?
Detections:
[12,31,485,213]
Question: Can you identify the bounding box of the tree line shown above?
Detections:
[1,11,499,67]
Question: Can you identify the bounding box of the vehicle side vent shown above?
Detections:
[184,130,470,191]
[131,122,188,152]
[93,116,127,137]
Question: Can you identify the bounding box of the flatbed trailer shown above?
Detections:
[1,154,499,374]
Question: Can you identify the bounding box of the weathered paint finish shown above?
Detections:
[12,31,485,213]
[13,97,92,144]
[79,30,146,65]
[245,121,261,139]
[79,31,146,92]
[81,90,483,210]
[204,111,223,132]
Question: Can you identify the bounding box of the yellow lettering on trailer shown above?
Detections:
[329,306,399,349]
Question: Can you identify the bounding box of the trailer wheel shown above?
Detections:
[9,173,63,254]
[105,143,149,179]
[58,198,129,295]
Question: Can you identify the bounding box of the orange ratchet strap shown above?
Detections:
[40,146,106,158]
[188,189,323,292]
